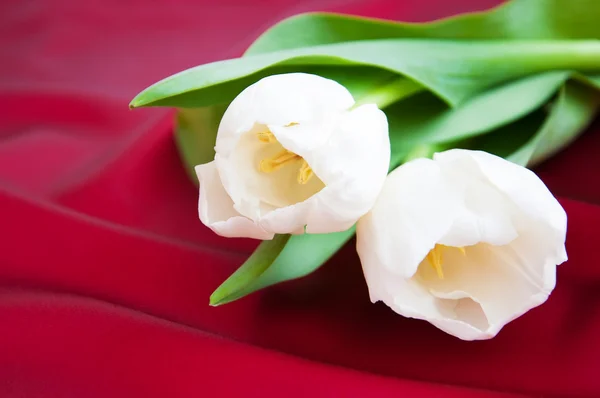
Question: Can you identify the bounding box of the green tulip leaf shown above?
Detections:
[466,109,548,161]
[247,0,600,54]
[130,39,600,110]
[210,227,355,306]
[454,76,600,165]
[508,81,600,166]
[386,71,570,153]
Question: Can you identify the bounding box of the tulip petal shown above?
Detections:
[195,162,273,240]
[435,149,567,287]
[357,158,461,278]
[418,241,553,338]
[215,73,355,157]
[362,259,490,340]
[436,149,567,248]
[272,104,390,234]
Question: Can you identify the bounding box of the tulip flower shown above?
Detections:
[356,149,567,340]
[195,73,390,240]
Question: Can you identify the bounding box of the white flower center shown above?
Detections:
[256,130,314,185]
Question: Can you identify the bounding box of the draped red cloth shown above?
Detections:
[1,0,598,396]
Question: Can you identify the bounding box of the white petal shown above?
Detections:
[270,104,390,233]
[357,158,462,279]
[195,162,273,240]
[215,73,355,157]
[420,242,551,339]
[361,252,490,340]
[435,149,567,286]
[436,149,567,245]
[258,185,356,235]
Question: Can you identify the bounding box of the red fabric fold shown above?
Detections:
[0,289,526,398]
[1,0,598,396]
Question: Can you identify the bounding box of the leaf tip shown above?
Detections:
[209,291,225,307]
[129,94,144,109]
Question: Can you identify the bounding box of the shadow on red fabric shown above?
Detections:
[1,0,598,397]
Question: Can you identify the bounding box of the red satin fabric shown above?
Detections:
[0,0,597,396]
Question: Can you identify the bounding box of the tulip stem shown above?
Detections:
[354,77,426,109]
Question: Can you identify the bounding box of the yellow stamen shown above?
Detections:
[259,150,301,173]
[257,130,277,143]
[297,160,314,184]
[427,245,445,279]
[426,244,467,279]
[257,128,314,184]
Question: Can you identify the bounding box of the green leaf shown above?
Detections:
[153,64,396,109]
[385,71,571,165]
[508,81,600,166]
[210,228,355,306]
[174,105,227,183]
[247,0,600,54]
[460,75,600,164]
[130,40,600,109]
[132,0,600,111]
[210,234,290,306]
[467,109,548,160]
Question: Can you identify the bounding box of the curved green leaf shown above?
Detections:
[386,71,570,150]
[387,72,600,165]
[455,77,600,165]
[131,40,600,109]
[508,81,599,166]
[210,228,355,306]
[247,0,600,54]
[467,109,548,160]
[210,234,290,306]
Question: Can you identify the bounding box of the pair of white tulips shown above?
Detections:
[195,73,567,340]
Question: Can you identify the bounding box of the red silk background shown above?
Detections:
[1,0,599,396]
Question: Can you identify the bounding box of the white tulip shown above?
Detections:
[356,149,567,340]
[195,73,390,240]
